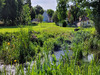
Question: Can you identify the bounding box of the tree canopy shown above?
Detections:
[38,14,43,23]
[0,0,32,25]
[34,5,44,16]
[81,0,100,34]
[1,0,18,25]
[47,9,54,18]
[0,0,5,19]
[56,0,68,21]
[30,7,36,20]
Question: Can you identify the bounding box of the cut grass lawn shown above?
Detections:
[0,23,95,34]
[0,23,75,33]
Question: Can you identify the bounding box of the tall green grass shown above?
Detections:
[12,49,100,75]
[0,23,100,75]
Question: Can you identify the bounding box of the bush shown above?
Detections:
[72,31,91,44]
[38,14,43,23]
[62,20,67,27]
[57,20,67,27]
[31,21,39,25]
[0,29,39,64]
[85,35,100,50]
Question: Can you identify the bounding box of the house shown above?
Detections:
[77,16,90,27]
[79,16,90,24]
[42,11,50,22]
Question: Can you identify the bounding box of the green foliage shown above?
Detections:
[0,30,36,64]
[38,14,43,23]
[13,45,100,75]
[57,20,68,27]
[34,5,44,16]
[0,0,5,10]
[22,4,31,25]
[0,23,100,74]
[47,9,54,18]
[26,0,31,8]
[57,0,68,21]
[61,20,68,27]
[52,11,59,24]
[16,0,23,24]
[70,5,80,21]
[84,35,100,50]
[43,38,55,52]
[1,0,18,25]
[0,0,33,25]
[30,7,36,20]
[0,0,5,19]
[80,0,100,34]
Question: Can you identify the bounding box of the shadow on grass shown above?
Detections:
[0,25,19,29]
[0,23,38,29]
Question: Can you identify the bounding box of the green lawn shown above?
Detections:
[0,23,95,36]
[0,23,76,33]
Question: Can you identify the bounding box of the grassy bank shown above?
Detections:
[0,23,75,64]
[0,23,100,75]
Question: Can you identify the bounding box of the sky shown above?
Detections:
[31,0,57,11]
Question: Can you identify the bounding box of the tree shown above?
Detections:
[16,0,23,24]
[38,14,43,23]
[47,9,54,22]
[56,0,68,21]
[1,0,18,25]
[21,4,31,25]
[70,5,80,22]
[68,0,86,22]
[0,0,5,20]
[47,9,54,19]
[26,0,31,8]
[90,0,100,34]
[34,5,44,16]
[30,7,36,20]
[80,0,100,34]
[52,11,59,24]
[1,0,32,25]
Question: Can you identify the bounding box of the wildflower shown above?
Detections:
[14,60,17,63]
[8,42,10,45]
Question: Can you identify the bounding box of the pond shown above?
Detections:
[0,49,94,75]
[50,50,94,63]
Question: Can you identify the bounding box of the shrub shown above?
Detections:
[72,31,91,44]
[0,29,40,64]
[62,20,67,27]
[58,20,67,27]
[86,35,100,50]
[38,14,43,23]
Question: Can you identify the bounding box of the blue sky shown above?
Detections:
[31,0,57,11]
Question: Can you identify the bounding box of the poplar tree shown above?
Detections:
[1,0,17,25]
[0,0,5,19]
[56,0,68,21]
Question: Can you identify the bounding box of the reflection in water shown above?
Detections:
[0,50,94,75]
[53,50,73,61]
[83,54,94,62]
[52,50,94,62]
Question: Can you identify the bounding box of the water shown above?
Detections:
[53,50,73,61]
[50,50,94,63]
[83,54,94,62]
[0,50,94,75]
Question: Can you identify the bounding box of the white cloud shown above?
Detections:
[31,0,57,11]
